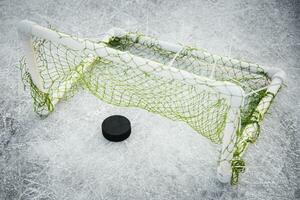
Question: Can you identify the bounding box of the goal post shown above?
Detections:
[17,20,285,184]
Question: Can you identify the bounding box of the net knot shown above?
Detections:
[231,158,246,185]
[231,158,245,173]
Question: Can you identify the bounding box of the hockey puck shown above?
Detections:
[102,115,131,142]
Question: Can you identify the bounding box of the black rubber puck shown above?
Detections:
[102,115,131,142]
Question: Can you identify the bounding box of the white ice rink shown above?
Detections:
[0,0,299,199]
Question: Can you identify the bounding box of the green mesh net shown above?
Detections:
[18,22,283,185]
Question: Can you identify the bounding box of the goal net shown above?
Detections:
[17,20,285,185]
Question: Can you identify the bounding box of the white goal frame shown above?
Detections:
[17,20,286,183]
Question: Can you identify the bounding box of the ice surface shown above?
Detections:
[0,0,299,199]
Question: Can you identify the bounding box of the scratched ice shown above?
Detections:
[0,0,299,199]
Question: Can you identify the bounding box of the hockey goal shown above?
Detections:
[17,20,286,184]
